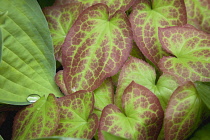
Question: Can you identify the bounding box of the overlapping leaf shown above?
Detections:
[115,56,179,110]
[158,25,210,83]
[0,0,62,104]
[99,82,164,140]
[164,82,206,140]
[62,3,133,94]
[94,77,114,111]
[185,0,210,34]
[12,94,60,140]
[55,70,68,95]
[53,0,135,17]
[43,3,83,62]
[129,0,187,65]
[54,91,98,139]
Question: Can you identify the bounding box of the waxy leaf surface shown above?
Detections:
[185,0,210,34]
[62,4,132,94]
[43,3,83,62]
[54,91,98,139]
[99,82,163,140]
[53,0,135,17]
[158,26,210,83]
[115,56,179,110]
[129,0,186,65]
[12,94,60,140]
[164,82,205,140]
[0,0,62,104]
[94,77,114,111]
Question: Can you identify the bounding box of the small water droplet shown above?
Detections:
[27,94,41,103]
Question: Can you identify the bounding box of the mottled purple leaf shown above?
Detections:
[43,3,83,63]
[53,0,135,17]
[164,81,206,140]
[185,0,210,33]
[55,70,68,95]
[12,94,60,140]
[62,3,133,94]
[158,25,210,83]
[129,0,187,65]
[115,56,179,110]
[99,82,164,140]
[54,91,98,139]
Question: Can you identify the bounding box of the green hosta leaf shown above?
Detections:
[129,0,186,65]
[94,77,114,111]
[99,82,163,140]
[32,136,88,140]
[115,56,179,110]
[185,0,210,33]
[54,91,98,139]
[54,0,135,17]
[164,82,206,140]
[43,3,83,63]
[195,81,210,110]
[55,70,68,95]
[62,3,132,94]
[190,123,210,140]
[158,25,210,83]
[12,94,60,140]
[0,0,63,105]
[0,135,3,140]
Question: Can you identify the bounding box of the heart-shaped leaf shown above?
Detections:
[62,3,133,94]
[129,0,187,65]
[185,0,210,33]
[158,25,210,83]
[115,56,179,110]
[99,81,163,140]
[43,3,83,63]
[53,0,135,17]
[0,0,63,105]
[54,91,98,139]
[12,94,60,140]
[164,82,206,140]
[94,77,114,111]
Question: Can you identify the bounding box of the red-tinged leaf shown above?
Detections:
[54,91,98,139]
[55,70,68,95]
[129,0,187,65]
[53,0,135,17]
[12,94,60,140]
[99,82,164,140]
[164,81,206,140]
[158,26,210,83]
[94,78,114,111]
[185,0,210,33]
[62,3,133,94]
[115,56,179,110]
[43,3,83,63]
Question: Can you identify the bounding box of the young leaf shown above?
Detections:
[164,82,206,140]
[158,25,210,83]
[53,0,135,17]
[195,81,210,110]
[54,91,98,139]
[12,94,60,140]
[55,70,68,95]
[94,77,114,111]
[115,56,179,110]
[43,3,83,63]
[62,3,133,94]
[185,0,210,33]
[0,0,63,105]
[129,0,187,65]
[99,82,164,140]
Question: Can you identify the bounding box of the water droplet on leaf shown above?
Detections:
[27,94,40,103]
